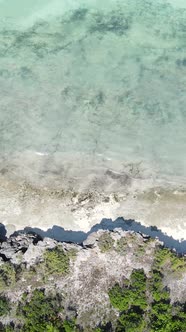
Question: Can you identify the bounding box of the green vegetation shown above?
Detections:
[67,248,78,260]
[62,319,76,332]
[148,268,186,331]
[15,246,75,285]
[109,254,186,332]
[116,309,146,332]
[18,289,63,332]
[98,233,114,252]
[149,248,186,331]
[17,289,78,332]
[115,237,128,254]
[0,241,186,331]
[154,247,186,275]
[0,263,16,290]
[4,325,15,332]
[43,246,70,276]
[109,270,147,311]
[45,326,60,332]
[149,269,173,331]
[115,233,146,257]
[109,269,147,331]
[134,244,146,258]
[0,296,10,316]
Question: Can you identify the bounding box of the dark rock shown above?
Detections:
[0,233,41,261]
[83,232,98,248]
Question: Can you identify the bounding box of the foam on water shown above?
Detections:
[0,0,186,191]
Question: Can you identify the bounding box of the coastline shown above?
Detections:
[0,0,186,245]
[1,154,186,241]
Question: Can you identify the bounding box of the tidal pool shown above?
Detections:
[0,0,186,237]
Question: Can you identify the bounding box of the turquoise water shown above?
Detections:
[0,0,186,190]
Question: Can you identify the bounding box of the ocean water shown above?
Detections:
[0,0,186,192]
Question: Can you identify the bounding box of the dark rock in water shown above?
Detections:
[139,232,151,241]
[70,8,88,21]
[105,169,130,186]
[89,10,130,35]
[176,58,186,67]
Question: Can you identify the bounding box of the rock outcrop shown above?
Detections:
[0,230,185,331]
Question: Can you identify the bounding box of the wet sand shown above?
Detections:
[1,160,186,240]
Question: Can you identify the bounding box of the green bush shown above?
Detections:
[0,263,16,289]
[149,269,186,332]
[0,296,10,316]
[148,248,186,331]
[115,237,128,254]
[109,269,147,331]
[109,266,186,332]
[62,320,76,332]
[4,325,15,332]
[43,247,70,276]
[116,309,146,332]
[109,269,147,311]
[18,289,63,331]
[154,247,186,274]
[109,283,130,311]
[98,233,114,252]
[45,325,60,332]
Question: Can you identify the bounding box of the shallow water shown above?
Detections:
[0,0,186,191]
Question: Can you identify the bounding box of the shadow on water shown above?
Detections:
[1,217,185,254]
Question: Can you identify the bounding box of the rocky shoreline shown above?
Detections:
[0,229,186,331]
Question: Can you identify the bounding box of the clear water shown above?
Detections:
[0,0,186,191]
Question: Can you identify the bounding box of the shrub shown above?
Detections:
[62,320,76,332]
[43,247,70,276]
[115,237,128,254]
[0,263,16,289]
[109,269,147,311]
[116,309,146,332]
[4,325,14,332]
[0,296,10,316]
[109,269,147,331]
[18,289,63,331]
[98,233,114,252]
[108,266,186,332]
[154,247,186,274]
